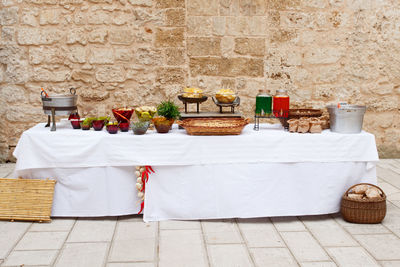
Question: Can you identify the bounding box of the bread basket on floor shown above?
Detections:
[341,183,386,224]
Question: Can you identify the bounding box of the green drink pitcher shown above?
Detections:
[255,90,272,116]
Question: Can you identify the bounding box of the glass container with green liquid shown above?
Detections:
[255,90,272,116]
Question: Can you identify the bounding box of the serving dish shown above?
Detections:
[177,118,249,135]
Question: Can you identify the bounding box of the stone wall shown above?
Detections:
[0,0,399,161]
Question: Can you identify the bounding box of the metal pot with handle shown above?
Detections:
[41,88,78,131]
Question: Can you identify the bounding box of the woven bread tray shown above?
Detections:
[177,118,250,135]
[341,183,386,224]
[0,178,56,222]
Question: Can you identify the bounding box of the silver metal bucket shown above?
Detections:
[41,88,78,131]
[327,104,366,134]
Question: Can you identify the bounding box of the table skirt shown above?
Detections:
[13,162,376,220]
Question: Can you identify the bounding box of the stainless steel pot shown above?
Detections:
[41,88,78,131]
[327,104,366,134]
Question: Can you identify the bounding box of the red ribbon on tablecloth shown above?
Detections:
[138,165,154,215]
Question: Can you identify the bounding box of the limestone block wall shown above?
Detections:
[0,0,399,161]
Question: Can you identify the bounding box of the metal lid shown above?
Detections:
[326,104,366,110]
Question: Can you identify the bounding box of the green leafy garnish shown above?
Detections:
[157,101,180,120]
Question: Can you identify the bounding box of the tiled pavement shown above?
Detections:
[0,160,400,267]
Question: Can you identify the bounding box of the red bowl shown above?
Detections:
[119,122,130,132]
[107,124,119,134]
[92,120,105,131]
[70,120,82,129]
[112,108,134,123]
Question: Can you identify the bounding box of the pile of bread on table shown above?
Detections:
[347,184,384,200]
[287,115,330,134]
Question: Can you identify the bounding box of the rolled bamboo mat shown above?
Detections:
[0,178,56,222]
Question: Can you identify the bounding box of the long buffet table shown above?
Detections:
[12,120,379,221]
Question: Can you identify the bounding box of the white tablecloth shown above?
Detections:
[14,121,378,169]
[144,162,376,221]
[12,121,379,220]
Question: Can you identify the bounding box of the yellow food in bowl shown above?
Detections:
[183,88,203,98]
[215,89,236,103]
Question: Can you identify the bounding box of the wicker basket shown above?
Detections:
[0,178,56,222]
[177,118,250,135]
[341,183,386,224]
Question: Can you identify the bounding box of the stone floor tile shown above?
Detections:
[55,242,108,267]
[67,219,116,242]
[327,247,379,267]
[271,217,306,232]
[160,220,201,230]
[300,262,337,267]
[202,219,243,244]
[0,221,31,258]
[382,203,400,237]
[332,213,361,227]
[237,218,285,247]
[250,247,297,267]
[388,192,400,201]
[378,182,400,196]
[0,163,15,177]
[380,260,400,266]
[300,216,357,247]
[2,250,58,266]
[391,200,400,209]
[107,263,156,267]
[30,218,75,232]
[208,244,253,267]
[15,231,68,250]
[159,229,207,267]
[377,166,400,188]
[108,221,157,262]
[354,234,400,260]
[117,214,143,222]
[387,162,400,174]
[281,231,330,262]
[344,224,391,235]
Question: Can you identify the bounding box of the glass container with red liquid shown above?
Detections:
[273,89,290,118]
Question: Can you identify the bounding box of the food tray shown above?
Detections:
[280,109,323,128]
[0,178,56,222]
[178,95,208,104]
[178,118,249,135]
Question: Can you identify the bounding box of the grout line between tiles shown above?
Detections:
[270,217,301,267]
[51,219,77,267]
[331,214,382,265]
[103,218,118,267]
[2,221,34,262]
[235,218,256,267]
[155,221,160,267]
[297,216,336,264]
[200,221,211,267]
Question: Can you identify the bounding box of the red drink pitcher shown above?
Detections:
[273,89,290,118]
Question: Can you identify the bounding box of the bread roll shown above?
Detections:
[309,118,322,133]
[348,193,364,200]
[297,120,310,133]
[353,184,369,194]
[287,119,299,132]
[366,188,381,199]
